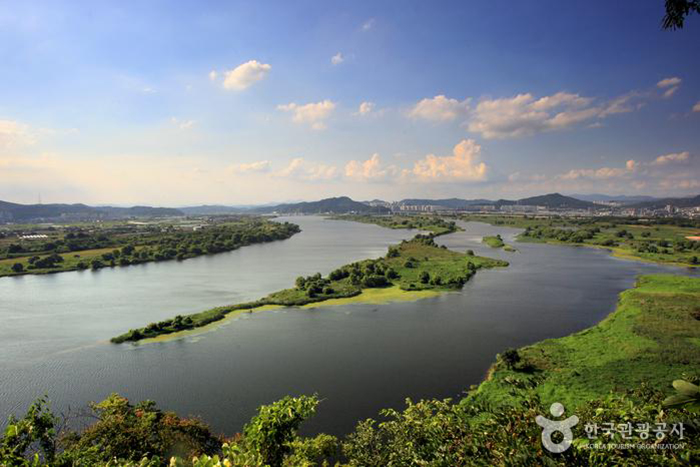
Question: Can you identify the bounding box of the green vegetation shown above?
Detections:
[0,218,300,277]
[112,234,508,343]
[331,214,461,235]
[463,214,700,267]
[471,275,700,410]
[482,234,505,248]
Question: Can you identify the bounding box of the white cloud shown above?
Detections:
[221,60,271,90]
[468,91,641,139]
[277,100,336,130]
[208,70,218,81]
[657,77,681,88]
[357,101,375,115]
[657,77,681,99]
[411,139,488,182]
[362,18,375,31]
[170,117,195,130]
[345,153,395,181]
[331,52,344,65]
[693,100,700,112]
[227,160,271,174]
[0,119,34,148]
[276,157,338,181]
[409,95,469,122]
[651,151,690,166]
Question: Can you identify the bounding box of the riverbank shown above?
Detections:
[468,274,700,409]
[463,214,700,268]
[112,234,508,343]
[0,219,301,278]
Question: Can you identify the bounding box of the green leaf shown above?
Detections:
[672,380,700,396]
[663,394,695,407]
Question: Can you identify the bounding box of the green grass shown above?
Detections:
[470,274,700,410]
[463,214,700,267]
[482,235,505,248]
[112,235,508,343]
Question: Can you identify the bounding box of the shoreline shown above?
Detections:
[138,286,443,344]
[467,273,700,409]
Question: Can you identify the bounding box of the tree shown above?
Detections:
[662,0,700,29]
[11,263,23,273]
[420,271,430,284]
[499,348,521,370]
[242,395,320,466]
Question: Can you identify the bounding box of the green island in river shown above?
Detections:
[111,232,508,343]
[0,217,301,278]
[462,214,700,267]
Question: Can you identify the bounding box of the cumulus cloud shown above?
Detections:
[651,151,690,166]
[276,157,338,181]
[227,160,271,174]
[409,95,469,122]
[357,101,375,115]
[693,100,700,112]
[331,52,344,65]
[277,100,336,130]
[345,153,395,181]
[468,91,641,139]
[657,77,681,88]
[410,139,488,182]
[219,60,271,90]
[208,70,218,81]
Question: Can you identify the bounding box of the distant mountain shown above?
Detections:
[255,196,389,214]
[570,194,658,204]
[399,198,494,208]
[630,195,700,209]
[179,205,248,215]
[0,200,183,222]
[515,193,596,209]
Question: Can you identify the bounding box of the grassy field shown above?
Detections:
[113,235,508,343]
[470,274,700,409]
[331,214,461,235]
[462,214,700,267]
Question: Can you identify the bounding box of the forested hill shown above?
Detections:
[0,200,183,222]
[254,196,390,214]
[512,193,596,209]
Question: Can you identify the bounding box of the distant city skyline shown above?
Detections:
[1,1,699,205]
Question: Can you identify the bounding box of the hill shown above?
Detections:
[0,200,183,222]
[515,193,595,209]
[631,194,700,209]
[254,196,389,214]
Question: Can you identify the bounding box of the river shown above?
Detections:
[0,217,696,437]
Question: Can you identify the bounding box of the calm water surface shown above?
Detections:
[0,217,696,436]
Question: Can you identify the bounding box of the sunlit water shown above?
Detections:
[0,217,696,436]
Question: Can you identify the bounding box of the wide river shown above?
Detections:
[0,216,696,436]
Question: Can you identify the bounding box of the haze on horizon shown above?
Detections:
[1,0,699,206]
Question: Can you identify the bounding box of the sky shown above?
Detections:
[1,0,699,206]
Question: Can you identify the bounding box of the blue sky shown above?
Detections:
[1,0,699,205]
